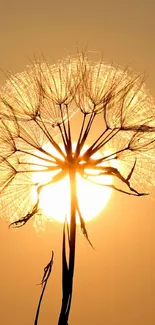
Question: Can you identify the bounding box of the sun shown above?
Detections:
[32,144,113,223]
[38,172,112,223]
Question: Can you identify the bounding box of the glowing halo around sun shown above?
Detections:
[32,144,113,224]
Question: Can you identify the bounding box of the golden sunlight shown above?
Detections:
[32,144,113,223]
[39,173,112,223]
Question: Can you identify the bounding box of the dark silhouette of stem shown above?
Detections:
[58,170,77,325]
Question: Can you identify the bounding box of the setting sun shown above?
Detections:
[32,144,113,223]
[38,172,112,223]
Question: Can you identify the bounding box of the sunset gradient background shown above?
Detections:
[0,1,155,324]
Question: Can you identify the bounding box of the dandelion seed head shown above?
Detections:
[0,53,155,226]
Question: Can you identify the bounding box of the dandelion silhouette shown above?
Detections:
[0,52,155,324]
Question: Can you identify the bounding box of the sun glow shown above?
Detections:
[32,144,113,223]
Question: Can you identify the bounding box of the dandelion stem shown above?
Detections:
[58,170,77,325]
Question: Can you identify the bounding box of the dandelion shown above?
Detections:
[0,52,155,325]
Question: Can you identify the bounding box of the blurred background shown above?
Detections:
[0,1,155,324]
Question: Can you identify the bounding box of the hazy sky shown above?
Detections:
[0,1,155,324]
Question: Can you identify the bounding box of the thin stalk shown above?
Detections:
[90,129,120,155]
[59,104,69,146]
[79,147,128,168]
[58,170,77,325]
[35,118,66,159]
[75,112,96,158]
[17,149,57,164]
[58,124,68,153]
[74,113,86,158]
[79,126,109,160]
[65,104,72,157]
[83,128,119,159]
[19,134,64,162]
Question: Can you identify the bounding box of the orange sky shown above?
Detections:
[0,1,155,324]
